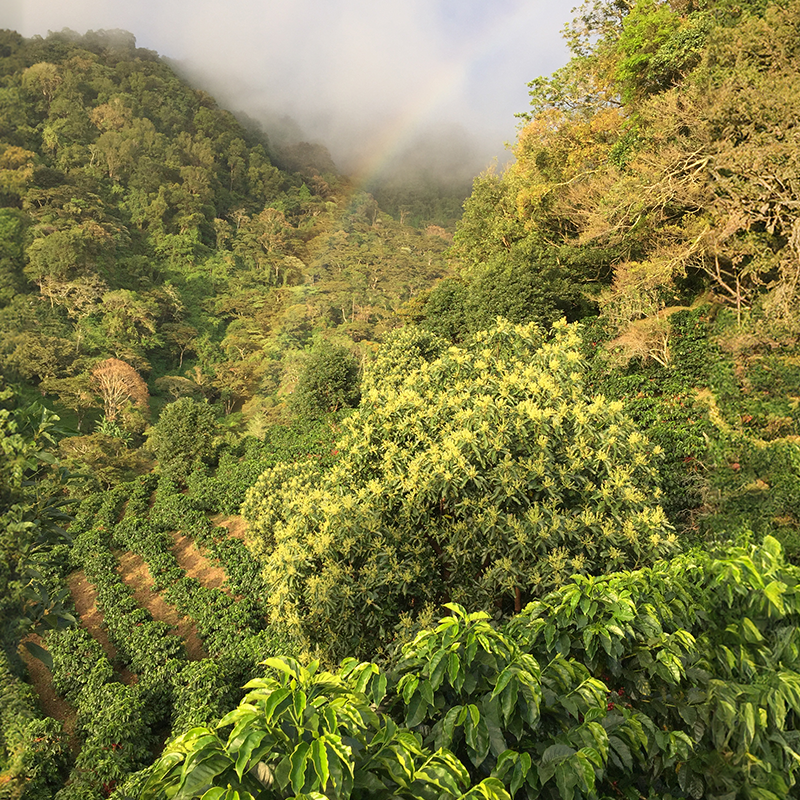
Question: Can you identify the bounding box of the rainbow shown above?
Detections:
[347,2,548,189]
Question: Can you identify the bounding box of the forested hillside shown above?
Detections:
[0,26,451,473]
[414,0,800,550]
[3,1,800,799]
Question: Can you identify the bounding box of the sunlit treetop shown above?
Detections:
[243,319,673,661]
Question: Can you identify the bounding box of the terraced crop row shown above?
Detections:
[14,475,285,800]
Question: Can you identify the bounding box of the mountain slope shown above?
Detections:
[0,27,451,432]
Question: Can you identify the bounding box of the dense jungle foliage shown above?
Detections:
[3,0,800,797]
[0,25,452,457]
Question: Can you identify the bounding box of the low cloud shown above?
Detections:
[7,0,571,182]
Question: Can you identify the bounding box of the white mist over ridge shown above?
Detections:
[5,0,571,185]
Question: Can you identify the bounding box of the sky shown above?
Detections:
[1,0,573,184]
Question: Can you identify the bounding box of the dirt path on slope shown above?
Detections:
[210,514,248,541]
[116,551,206,660]
[18,634,78,752]
[171,532,228,593]
[68,570,137,685]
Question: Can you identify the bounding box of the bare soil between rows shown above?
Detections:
[171,531,228,593]
[68,570,137,685]
[116,551,206,661]
[18,634,78,752]
[210,514,248,541]
[21,521,246,729]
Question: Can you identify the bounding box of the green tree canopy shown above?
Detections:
[244,320,674,661]
[290,341,361,419]
[0,387,73,654]
[151,397,218,483]
[0,28,452,425]
[451,0,800,337]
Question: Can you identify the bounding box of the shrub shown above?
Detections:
[244,320,674,661]
[151,398,218,484]
[290,341,361,419]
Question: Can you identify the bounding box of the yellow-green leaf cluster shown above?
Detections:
[243,320,673,661]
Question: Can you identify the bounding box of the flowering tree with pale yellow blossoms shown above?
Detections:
[244,319,675,661]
